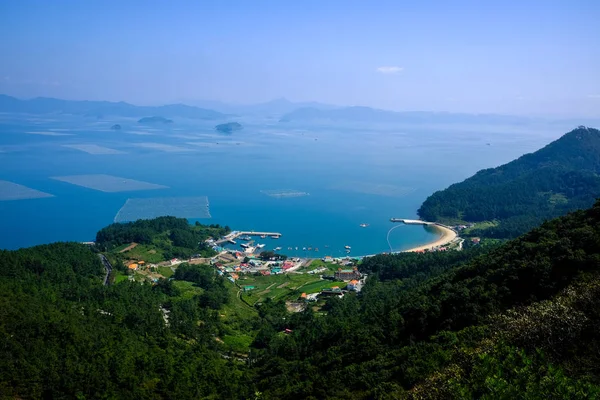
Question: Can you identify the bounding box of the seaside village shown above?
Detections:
[120,224,481,307]
[122,231,368,306]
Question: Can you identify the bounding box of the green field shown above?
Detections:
[172,281,204,299]
[119,244,165,264]
[157,266,174,278]
[236,273,344,305]
[462,221,498,235]
[114,271,128,283]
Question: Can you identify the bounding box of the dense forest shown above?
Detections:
[418,126,600,238]
[96,216,230,259]
[0,242,252,399]
[250,200,600,398]
[3,201,600,397]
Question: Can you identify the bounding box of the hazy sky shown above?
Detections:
[1,0,599,116]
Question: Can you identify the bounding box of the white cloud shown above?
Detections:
[376,66,403,74]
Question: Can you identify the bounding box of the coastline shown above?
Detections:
[401,224,457,253]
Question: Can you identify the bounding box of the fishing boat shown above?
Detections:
[240,243,250,249]
[346,249,351,254]
[260,234,267,239]
[256,244,266,249]
[295,247,299,250]
[344,245,351,250]
[274,246,282,251]
[315,248,319,252]
[271,235,280,239]
[359,223,369,228]
[240,235,252,241]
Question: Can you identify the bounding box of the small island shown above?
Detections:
[215,122,243,133]
[110,124,121,130]
[138,116,173,124]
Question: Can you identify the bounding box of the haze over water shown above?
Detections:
[0,112,575,255]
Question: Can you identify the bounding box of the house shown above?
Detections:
[334,267,361,281]
[271,267,283,274]
[243,285,255,292]
[260,270,271,276]
[347,280,360,291]
[322,256,333,263]
[230,273,239,280]
[128,263,138,270]
[472,237,481,245]
[319,286,343,297]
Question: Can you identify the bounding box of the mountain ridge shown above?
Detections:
[0,94,226,120]
[418,126,600,238]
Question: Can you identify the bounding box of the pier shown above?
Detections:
[390,218,432,225]
[215,230,282,245]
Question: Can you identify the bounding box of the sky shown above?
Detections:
[0,0,599,117]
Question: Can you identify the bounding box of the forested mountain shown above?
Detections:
[418,126,600,238]
[0,243,252,398]
[3,203,600,398]
[251,200,600,398]
[95,216,229,259]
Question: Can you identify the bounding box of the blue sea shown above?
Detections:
[0,112,569,256]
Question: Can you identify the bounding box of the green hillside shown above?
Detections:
[3,202,600,398]
[418,126,600,238]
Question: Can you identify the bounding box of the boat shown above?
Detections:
[240,243,250,249]
[240,235,252,241]
[256,244,266,249]
[288,247,292,250]
[302,247,307,251]
[274,246,282,251]
[346,249,351,254]
[260,235,267,239]
[359,223,369,228]
[228,239,237,245]
[295,247,299,250]
[315,248,319,252]
[271,235,280,239]
[344,245,351,249]
[308,247,312,251]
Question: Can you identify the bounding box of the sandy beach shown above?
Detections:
[402,224,458,252]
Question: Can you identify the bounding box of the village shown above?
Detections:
[118,232,368,310]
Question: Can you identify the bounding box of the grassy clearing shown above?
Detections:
[222,334,254,354]
[120,244,165,264]
[157,266,174,278]
[172,281,204,299]
[463,221,498,235]
[114,271,128,283]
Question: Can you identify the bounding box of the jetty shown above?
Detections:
[215,230,282,245]
[390,218,432,225]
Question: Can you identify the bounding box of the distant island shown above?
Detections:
[110,124,121,130]
[138,116,173,124]
[215,122,243,133]
[0,94,226,120]
[418,126,600,239]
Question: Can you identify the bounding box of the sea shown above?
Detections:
[0,112,573,257]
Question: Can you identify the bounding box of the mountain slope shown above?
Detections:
[0,94,226,120]
[251,200,600,399]
[418,126,600,238]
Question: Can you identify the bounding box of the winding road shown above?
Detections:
[98,254,113,286]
